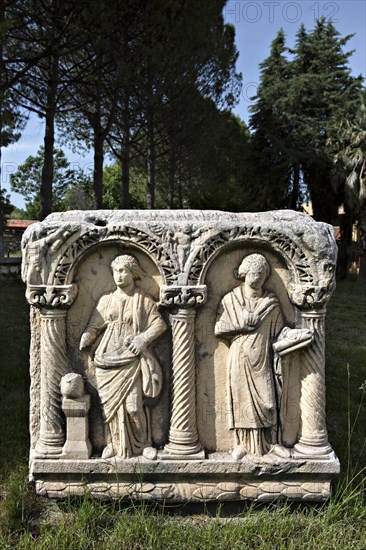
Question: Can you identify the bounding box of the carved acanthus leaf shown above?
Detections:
[160,285,207,308]
[26,284,78,309]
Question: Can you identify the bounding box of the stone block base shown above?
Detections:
[31,452,340,503]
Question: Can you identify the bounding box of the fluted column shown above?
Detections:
[160,285,206,459]
[294,310,332,456]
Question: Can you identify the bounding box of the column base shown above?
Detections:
[270,443,334,461]
[161,442,205,460]
[292,442,333,459]
[34,441,64,459]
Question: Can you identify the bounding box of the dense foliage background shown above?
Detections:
[0,1,365,280]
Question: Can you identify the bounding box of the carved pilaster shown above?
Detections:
[161,283,207,459]
[294,310,332,457]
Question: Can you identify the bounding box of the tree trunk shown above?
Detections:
[177,164,183,209]
[91,52,107,210]
[357,200,366,286]
[121,144,130,209]
[290,164,300,210]
[146,123,155,209]
[0,146,4,261]
[40,54,58,220]
[358,247,366,286]
[336,205,353,281]
[120,97,130,209]
[93,128,104,209]
[168,149,175,209]
[0,0,4,259]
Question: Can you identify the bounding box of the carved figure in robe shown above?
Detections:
[215,253,314,459]
[80,254,167,460]
[215,253,285,459]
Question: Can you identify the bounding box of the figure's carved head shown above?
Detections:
[237,253,271,283]
[111,254,145,281]
[60,373,84,399]
[183,223,192,233]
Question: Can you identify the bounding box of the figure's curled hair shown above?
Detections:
[111,254,146,280]
[237,253,270,281]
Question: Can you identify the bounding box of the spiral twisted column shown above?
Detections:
[294,310,332,456]
[26,284,77,457]
[35,309,69,456]
[160,285,206,458]
[163,309,203,457]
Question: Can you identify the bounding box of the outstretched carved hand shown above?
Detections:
[127,334,147,356]
[79,329,97,351]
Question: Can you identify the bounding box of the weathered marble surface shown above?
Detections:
[22,210,339,502]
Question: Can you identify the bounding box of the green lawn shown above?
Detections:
[0,278,365,549]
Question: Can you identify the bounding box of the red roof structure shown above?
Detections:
[6,219,37,229]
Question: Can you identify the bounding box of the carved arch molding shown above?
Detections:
[23,209,336,310]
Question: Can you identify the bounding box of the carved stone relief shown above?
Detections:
[22,210,339,502]
[214,253,312,459]
[79,254,166,460]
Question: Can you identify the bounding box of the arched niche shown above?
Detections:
[66,242,171,454]
[52,231,171,287]
[195,242,300,452]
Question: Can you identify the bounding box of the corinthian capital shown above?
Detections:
[160,285,207,308]
[26,284,78,309]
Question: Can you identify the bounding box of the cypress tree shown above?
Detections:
[247,19,363,222]
[289,18,363,222]
[248,30,295,210]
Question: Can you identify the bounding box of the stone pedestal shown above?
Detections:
[32,454,339,502]
[62,395,92,460]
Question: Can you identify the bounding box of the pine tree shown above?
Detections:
[10,1,88,219]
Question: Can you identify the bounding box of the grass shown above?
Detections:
[0,280,30,478]
[325,278,366,479]
[0,277,365,548]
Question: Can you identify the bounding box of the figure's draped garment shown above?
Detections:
[215,287,284,455]
[86,289,166,457]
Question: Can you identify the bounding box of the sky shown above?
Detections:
[2,0,366,210]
